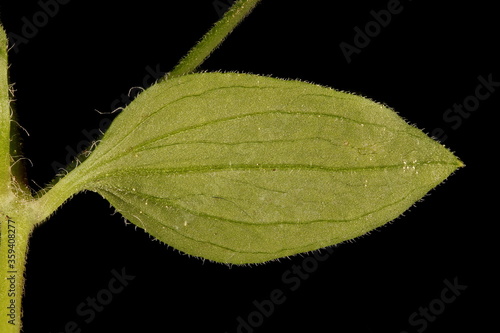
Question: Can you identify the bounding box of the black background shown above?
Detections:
[0,0,496,332]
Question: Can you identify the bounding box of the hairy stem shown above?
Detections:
[0,214,34,333]
[0,25,11,199]
[168,0,262,78]
[0,2,266,331]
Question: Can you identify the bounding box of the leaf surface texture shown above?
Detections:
[77,73,462,264]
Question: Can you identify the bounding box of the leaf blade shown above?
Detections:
[79,72,462,264]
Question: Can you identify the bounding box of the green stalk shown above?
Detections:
[34,0,265,222]
[168,0,262,78]
[0,1,265,331]
[0,25,11,200]
[0,23,33,333]
[0,214,34,333]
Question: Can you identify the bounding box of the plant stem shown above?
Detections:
[32,162,89,225]
[0,214,34,333]
[0,3,266,331]
[0,25,11,200]
[168,0,262,79]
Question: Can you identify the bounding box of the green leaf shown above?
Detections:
[74,72,462,264]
